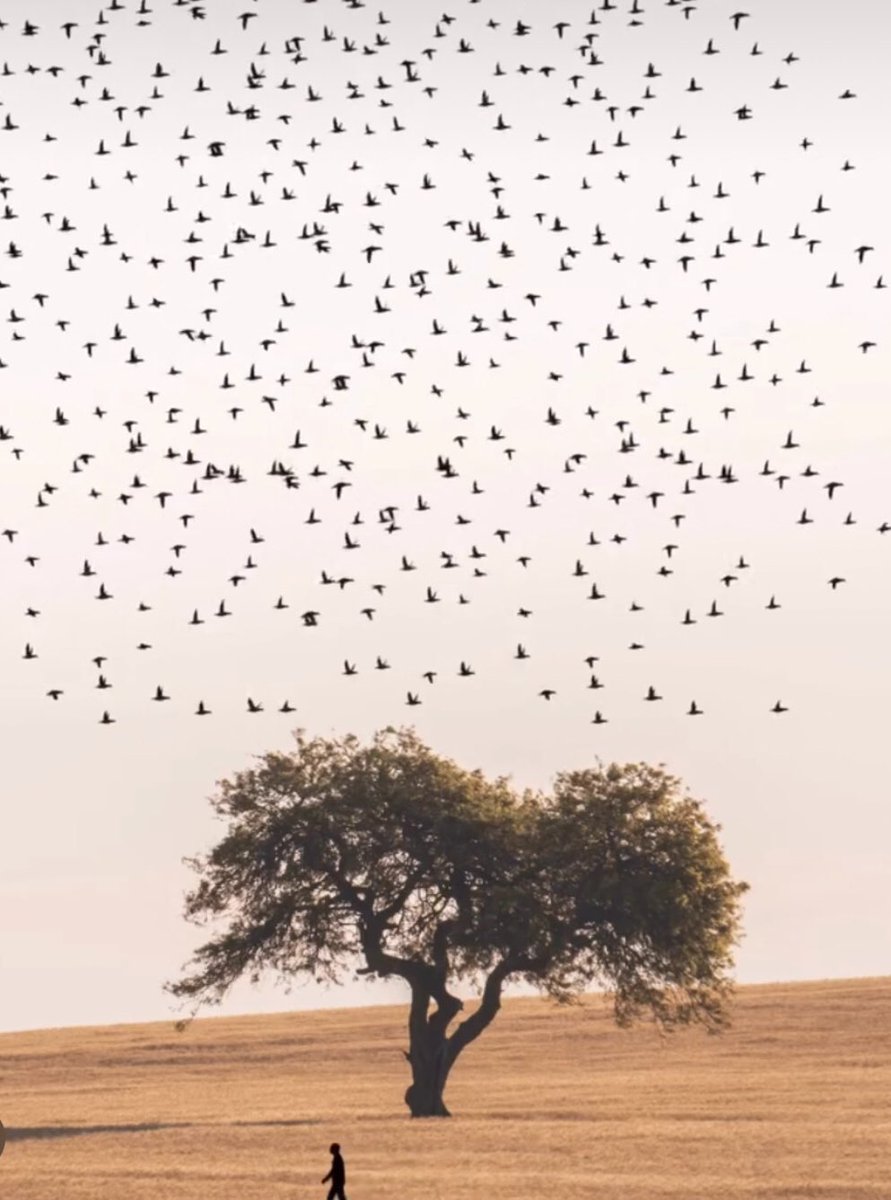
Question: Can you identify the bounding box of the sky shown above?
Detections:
[1,0,889,1034]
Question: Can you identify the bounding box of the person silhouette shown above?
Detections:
[321,1142,347,1200]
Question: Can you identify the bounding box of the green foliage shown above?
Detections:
[167,728,748,1039]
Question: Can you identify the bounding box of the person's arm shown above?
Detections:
[322,1168,331,1182]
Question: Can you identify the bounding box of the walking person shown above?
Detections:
[321,1142,347,1200]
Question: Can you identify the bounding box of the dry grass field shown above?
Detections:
[1,976,889,1200]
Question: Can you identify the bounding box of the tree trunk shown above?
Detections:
[403,982,460,1118]
[400,961,515,1117]
[404,1036,453,1117]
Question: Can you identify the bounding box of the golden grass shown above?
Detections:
[1,977,889,1199]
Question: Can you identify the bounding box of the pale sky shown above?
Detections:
[1,0,889,1034]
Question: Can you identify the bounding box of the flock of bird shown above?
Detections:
[0,0,886,728]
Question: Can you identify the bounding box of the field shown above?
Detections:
[1,977,889,1199]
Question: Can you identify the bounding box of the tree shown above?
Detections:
[166,727,748,1117]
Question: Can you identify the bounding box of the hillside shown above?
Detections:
[1,977,889,1199]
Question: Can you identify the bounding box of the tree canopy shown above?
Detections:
[167,727,748,1116]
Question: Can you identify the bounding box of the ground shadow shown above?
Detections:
[231,1119,319,1127]
[5,1122,192,1142]
[5,1117,320,1142]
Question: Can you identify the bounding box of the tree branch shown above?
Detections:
[356,909,430,992]
[326,847,375,920]
[432,919,452,980]
[445,958,515,1064]
[376,868,426,924]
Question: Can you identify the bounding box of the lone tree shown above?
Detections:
[166,727,748,1118]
